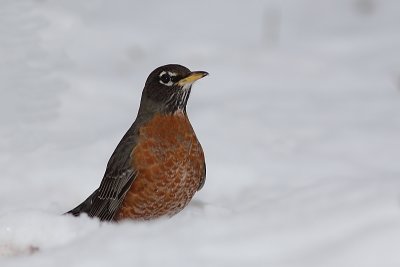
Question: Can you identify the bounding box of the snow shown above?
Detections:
[1,0,400,266]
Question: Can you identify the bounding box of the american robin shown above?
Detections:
[66,64,207,221]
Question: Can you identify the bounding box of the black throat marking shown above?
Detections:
[164,86,192,113]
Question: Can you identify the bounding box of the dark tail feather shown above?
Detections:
[64,190,98,217]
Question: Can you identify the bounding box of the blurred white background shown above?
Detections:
[0,0,400,266]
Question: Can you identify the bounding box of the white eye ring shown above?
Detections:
[159,71,177,86]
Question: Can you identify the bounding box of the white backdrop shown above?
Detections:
[0,0,400,266]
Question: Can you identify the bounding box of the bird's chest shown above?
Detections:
[136,112,198,162]
[117,112,204,220]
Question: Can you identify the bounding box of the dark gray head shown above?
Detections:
[138,64,208,114]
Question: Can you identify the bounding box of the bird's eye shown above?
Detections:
[160,73,170,84]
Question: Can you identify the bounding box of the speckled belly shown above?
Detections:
[115,112,205,220]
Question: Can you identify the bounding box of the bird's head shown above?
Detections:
[139,64,208,114]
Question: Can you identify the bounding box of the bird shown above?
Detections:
[66,64,208,221]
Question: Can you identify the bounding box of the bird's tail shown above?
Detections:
[64,190,98,216]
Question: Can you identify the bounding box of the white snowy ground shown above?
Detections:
[0,0,400,266]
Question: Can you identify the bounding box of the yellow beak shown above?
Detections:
[177,71,208,86]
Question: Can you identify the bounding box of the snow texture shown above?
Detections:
[1,0,400,266]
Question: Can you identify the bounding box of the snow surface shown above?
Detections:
[1,0,400,266]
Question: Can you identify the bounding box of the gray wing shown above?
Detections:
[66,124,140,221]
[86,169,136,221]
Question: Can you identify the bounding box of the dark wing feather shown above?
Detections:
[87,169,136,221]
[66,121,142,221]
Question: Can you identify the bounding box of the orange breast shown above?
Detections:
[115,111,205,220]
